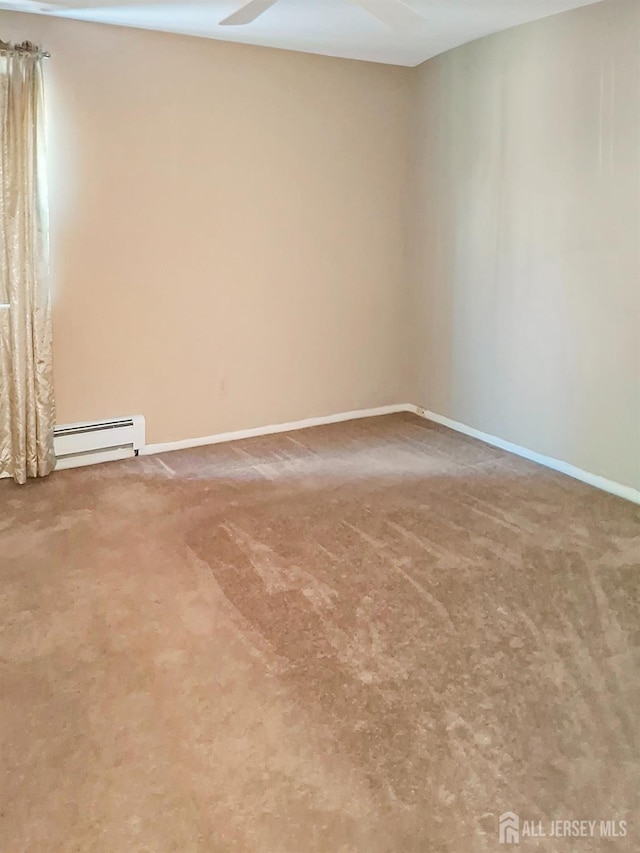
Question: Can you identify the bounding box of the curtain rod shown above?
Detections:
[0,40,50,58]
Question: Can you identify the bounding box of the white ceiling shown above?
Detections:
[1,0,606,66]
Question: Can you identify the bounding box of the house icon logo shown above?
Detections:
[499,812,520,844]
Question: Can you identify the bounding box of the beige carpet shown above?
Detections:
[1,413,639,852]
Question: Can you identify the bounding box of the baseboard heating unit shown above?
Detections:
[54,416,146,471]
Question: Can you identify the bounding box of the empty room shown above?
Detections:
[1,0,639,850]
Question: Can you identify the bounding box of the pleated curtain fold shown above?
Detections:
[0,45,55,484]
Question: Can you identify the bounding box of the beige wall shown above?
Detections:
[409,0,640,490]
[3,2,639,489]
[0,11,415,445]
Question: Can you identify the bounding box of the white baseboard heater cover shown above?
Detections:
[54,416,146,471]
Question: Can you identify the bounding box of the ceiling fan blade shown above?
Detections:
[219,0,280,26]
[350,0,426,30]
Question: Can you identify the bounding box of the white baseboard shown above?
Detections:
[410,406,640,506]
[5,402,633,502]
[134,401,639,506]
[140,404,414,457]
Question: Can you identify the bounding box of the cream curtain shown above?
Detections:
[0,43,55,484]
